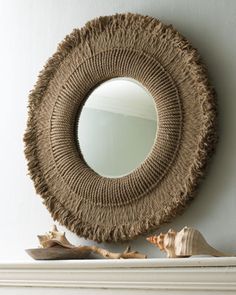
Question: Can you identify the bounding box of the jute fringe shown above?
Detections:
[24,13,217,242]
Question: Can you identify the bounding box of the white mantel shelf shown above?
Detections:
[1,257,236,294]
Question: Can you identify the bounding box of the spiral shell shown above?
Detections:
[147,226,229,258]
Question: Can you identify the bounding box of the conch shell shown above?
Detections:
[37,225,75,249]
[147,226,229,258]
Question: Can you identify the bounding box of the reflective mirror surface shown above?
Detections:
[78,78,158,178]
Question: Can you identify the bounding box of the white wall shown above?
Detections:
[0,0,236,261]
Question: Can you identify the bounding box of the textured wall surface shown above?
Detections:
[0,0,235,260]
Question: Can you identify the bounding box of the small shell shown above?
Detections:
[147,226,229,258]
[37,225,75,249]
[147,229,177,258]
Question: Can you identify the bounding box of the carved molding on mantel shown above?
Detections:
[0,257,236,294]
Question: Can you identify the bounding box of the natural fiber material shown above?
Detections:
[24,13,217,242]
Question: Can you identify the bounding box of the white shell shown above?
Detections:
[147,226,229,258]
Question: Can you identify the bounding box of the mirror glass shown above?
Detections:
[78,78,158,178]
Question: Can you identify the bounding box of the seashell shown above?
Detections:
[147,229,177,258]
[37,225,75,249]
[147,226,229,258]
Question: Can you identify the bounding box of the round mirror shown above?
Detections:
[78,78,158,178]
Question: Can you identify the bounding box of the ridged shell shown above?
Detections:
[37,225,75,249]
[147,226,228,258]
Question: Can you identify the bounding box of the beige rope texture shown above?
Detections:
[24,13,217,242]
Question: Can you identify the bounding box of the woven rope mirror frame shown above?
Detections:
[24,13,217,242]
